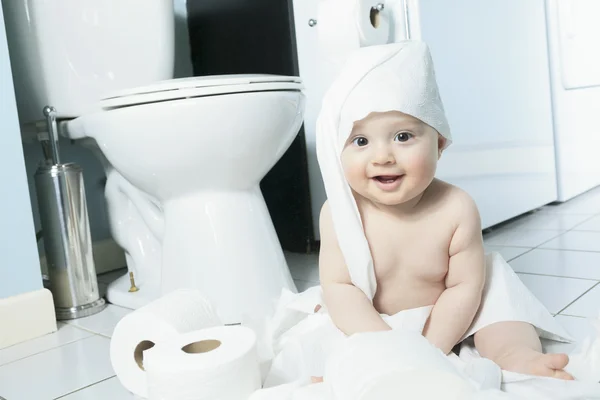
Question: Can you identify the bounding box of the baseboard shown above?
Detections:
[40,238,126,276]
[0,288,57,350]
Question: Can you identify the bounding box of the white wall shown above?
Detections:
[546,0,600,201]
[0,2,43,298]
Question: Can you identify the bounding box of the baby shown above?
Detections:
[313,41,573,382]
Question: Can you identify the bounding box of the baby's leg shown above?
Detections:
[474,321,573,380]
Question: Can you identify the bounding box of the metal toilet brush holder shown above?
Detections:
[34,106,106,320]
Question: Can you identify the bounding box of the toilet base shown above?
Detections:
[106,273,161,310]
[160,186,297,324]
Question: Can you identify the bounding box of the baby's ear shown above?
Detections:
[437,134,447,159]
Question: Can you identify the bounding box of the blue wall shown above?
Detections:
[0,2,43,298]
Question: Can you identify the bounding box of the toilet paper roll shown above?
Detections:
[316,0,390,63]
[325,330,475,400]
[144,326,262,400]
[110,289,222,397]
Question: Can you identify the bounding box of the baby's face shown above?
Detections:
[340,111,445,206]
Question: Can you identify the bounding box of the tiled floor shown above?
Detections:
[3,188,600,399]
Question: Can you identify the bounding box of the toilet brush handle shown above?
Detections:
[43,105,61,165]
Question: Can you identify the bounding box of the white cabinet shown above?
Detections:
[546,0,600,201]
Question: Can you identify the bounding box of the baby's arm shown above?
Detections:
[422,191,486,354]
[319,201,391,335]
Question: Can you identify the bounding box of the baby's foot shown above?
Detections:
[494,347,574,380]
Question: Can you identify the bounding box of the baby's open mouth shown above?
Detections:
[373,175,401,183]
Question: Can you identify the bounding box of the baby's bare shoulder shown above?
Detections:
[431,180,479,216]
[435,182,483,256]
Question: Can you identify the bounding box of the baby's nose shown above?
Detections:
[372,148,396,165]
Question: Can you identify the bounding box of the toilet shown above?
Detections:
[3,0,303,323]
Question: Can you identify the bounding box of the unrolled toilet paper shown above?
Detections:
[144,326,262,400]
[110,289,222,398]
[324,330,476,400]
[316,0,390,64]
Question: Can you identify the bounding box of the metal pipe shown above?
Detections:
[43,106,60,164]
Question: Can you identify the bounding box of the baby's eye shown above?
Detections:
[352,137,369,147]
[394,132,413,142]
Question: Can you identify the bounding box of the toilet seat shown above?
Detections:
[100,74,304,109]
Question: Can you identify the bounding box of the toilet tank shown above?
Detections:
[2,0,175,124]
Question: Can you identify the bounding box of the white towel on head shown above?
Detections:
[315,40,451,300]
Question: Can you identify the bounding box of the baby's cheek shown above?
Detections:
[406,152,433,172]
[343,164,365,189]
[341,154,365,180]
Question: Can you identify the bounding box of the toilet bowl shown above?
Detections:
[3,0,305,322]
[78,138,163,309]
[66,74,305,323]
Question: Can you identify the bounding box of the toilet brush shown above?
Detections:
[34,106,107,320]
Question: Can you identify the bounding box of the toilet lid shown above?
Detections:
[100,74,304,109]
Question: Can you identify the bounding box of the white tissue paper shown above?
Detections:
[316,0,390,66]
[144,326,261,400]
[325,330,476,400]
[110,289,222,397]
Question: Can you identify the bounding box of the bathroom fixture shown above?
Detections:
[34,106,106,320]
[3,0,303,323]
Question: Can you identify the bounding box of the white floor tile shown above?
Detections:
[504,213,591,231]
[572,215,600,232]
[561,283,600,318]
[483,228,561,248]
[540,231,600,252]
[540,197,600,214]
[516,274,596,314]
[59,377,140,400]
[554,315,598,342]
[543,315,598,354]
[0,323,93,367]
[484,245,531,261]
[64,304,132,337]
[0,335,113,400]
[575,186,600,202]
[509,249,600,280]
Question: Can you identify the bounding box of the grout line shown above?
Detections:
[568,214,598,231]
[62,323,113,339]
[53,375,116,399]
[516,247,600,255]
[504,248,535,262]
[537,247,600,253]
[515,271,600,282]
[0,332,96,369]
[556,281,600,315]
[556,313,588,319]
